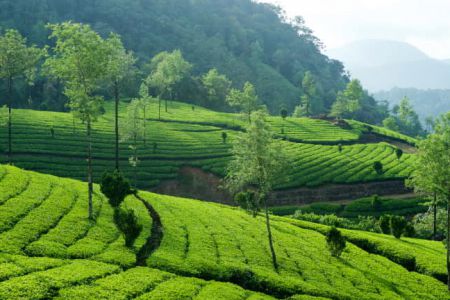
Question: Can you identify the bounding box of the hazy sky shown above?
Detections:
[259,0,450,60]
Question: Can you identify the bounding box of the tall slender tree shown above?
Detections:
[121,99,145,186]
[0,29,45,163]
[226,82,259,123]
[330,79,363,119]
[408,112,450,288]
[225,110,287,270]
[145,50,192,119]
[45,22,110,219]
[300,71,319,117]
[105,33,136,170]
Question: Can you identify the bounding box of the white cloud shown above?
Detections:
[258,0,450,59]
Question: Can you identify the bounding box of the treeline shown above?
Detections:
[0,0,390,122]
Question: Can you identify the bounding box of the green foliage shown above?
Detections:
[114,208,143,248]
[326,227,346,257]
[395,148,403,160]
[300,71,321,116]
[371,195,382,211]
[45,22,109,124]
[201,68,232,110]
[226,82,259,122]
[0,29,44,85]
[146,50,192,99]
[330,80,363,119]
[0,165,450,298]
[390,215,407,239]
[221,131,228,144]
[0,0,351,115]
[383,97,424,137]
[379,215,391,234]
[100,170,132,208]
[373,161,383,175]
[280,108,288,120]
[234,191,259,217]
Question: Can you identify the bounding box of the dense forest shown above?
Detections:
[0,0,352,115]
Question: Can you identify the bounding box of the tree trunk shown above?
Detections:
[7,77,12,164]
[134,134,138,187]
[143,105,147,146]
[114,80,120,170]
[158,97,161,120]
[433,192,437,240]
[262,194,278,271]
[87,120,93,220]
[447,197,450,291]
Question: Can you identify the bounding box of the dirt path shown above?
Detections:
[135,193,164,267]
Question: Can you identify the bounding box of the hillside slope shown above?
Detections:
[0,0,348,113]
[0,165,448,299]
[0,102,416,197]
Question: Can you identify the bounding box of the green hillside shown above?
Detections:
[0,100,415,190]
[0,164,448,299]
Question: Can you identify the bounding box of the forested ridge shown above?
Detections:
[0,0,349,114]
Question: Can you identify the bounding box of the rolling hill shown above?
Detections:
[0,100,417,204]
[0,164,448,299]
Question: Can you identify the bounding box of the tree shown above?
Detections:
[300,71,320,116]
[280,108,288,120]
[202,68,232,110]
[100,170,133,208]
[330,79,363,119]
[121,99,145,186]
[0,29,45,163]
[138,83,151,146]
[383,97,424,137]
[390,215,407,239]
[222,131,228,144]
[226,82,259,123]
[146,50,192,118]
[326,227,346,257]
[45,22,110,219]
[379,215,391,234]
[225,110,287,270]
[407,112,450,289]
[105,33,136,170]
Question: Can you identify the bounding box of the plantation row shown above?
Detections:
[0,165,150,268]
[0,259,277,300]
[140,192,449,299]
[0,103,415,190]
[0,165,448,299]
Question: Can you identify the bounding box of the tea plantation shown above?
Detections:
[0,100,416,190]
[0,164,448,299]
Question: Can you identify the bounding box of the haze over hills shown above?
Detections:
[328,39,450,91]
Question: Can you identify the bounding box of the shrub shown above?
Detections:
[100,170,133,208]
[280,108,288,120]
[371,195,382,211]
[379,215,391,234]
[222,132,227,144]
[234,191,259,217]
[404,222,415,237]
[326,227,346,257]
[390,215,407,239]
[373,161,383,175]
[114,208,143,247]
[395,148,403,160]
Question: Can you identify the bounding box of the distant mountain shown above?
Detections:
[328,39,450,91]
[373,87,450,122]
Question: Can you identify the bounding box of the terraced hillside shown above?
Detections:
[0,100,416,194]
[0,165,448,299]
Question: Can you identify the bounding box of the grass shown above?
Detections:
[1,164,448,299]
[0,100,416,191]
